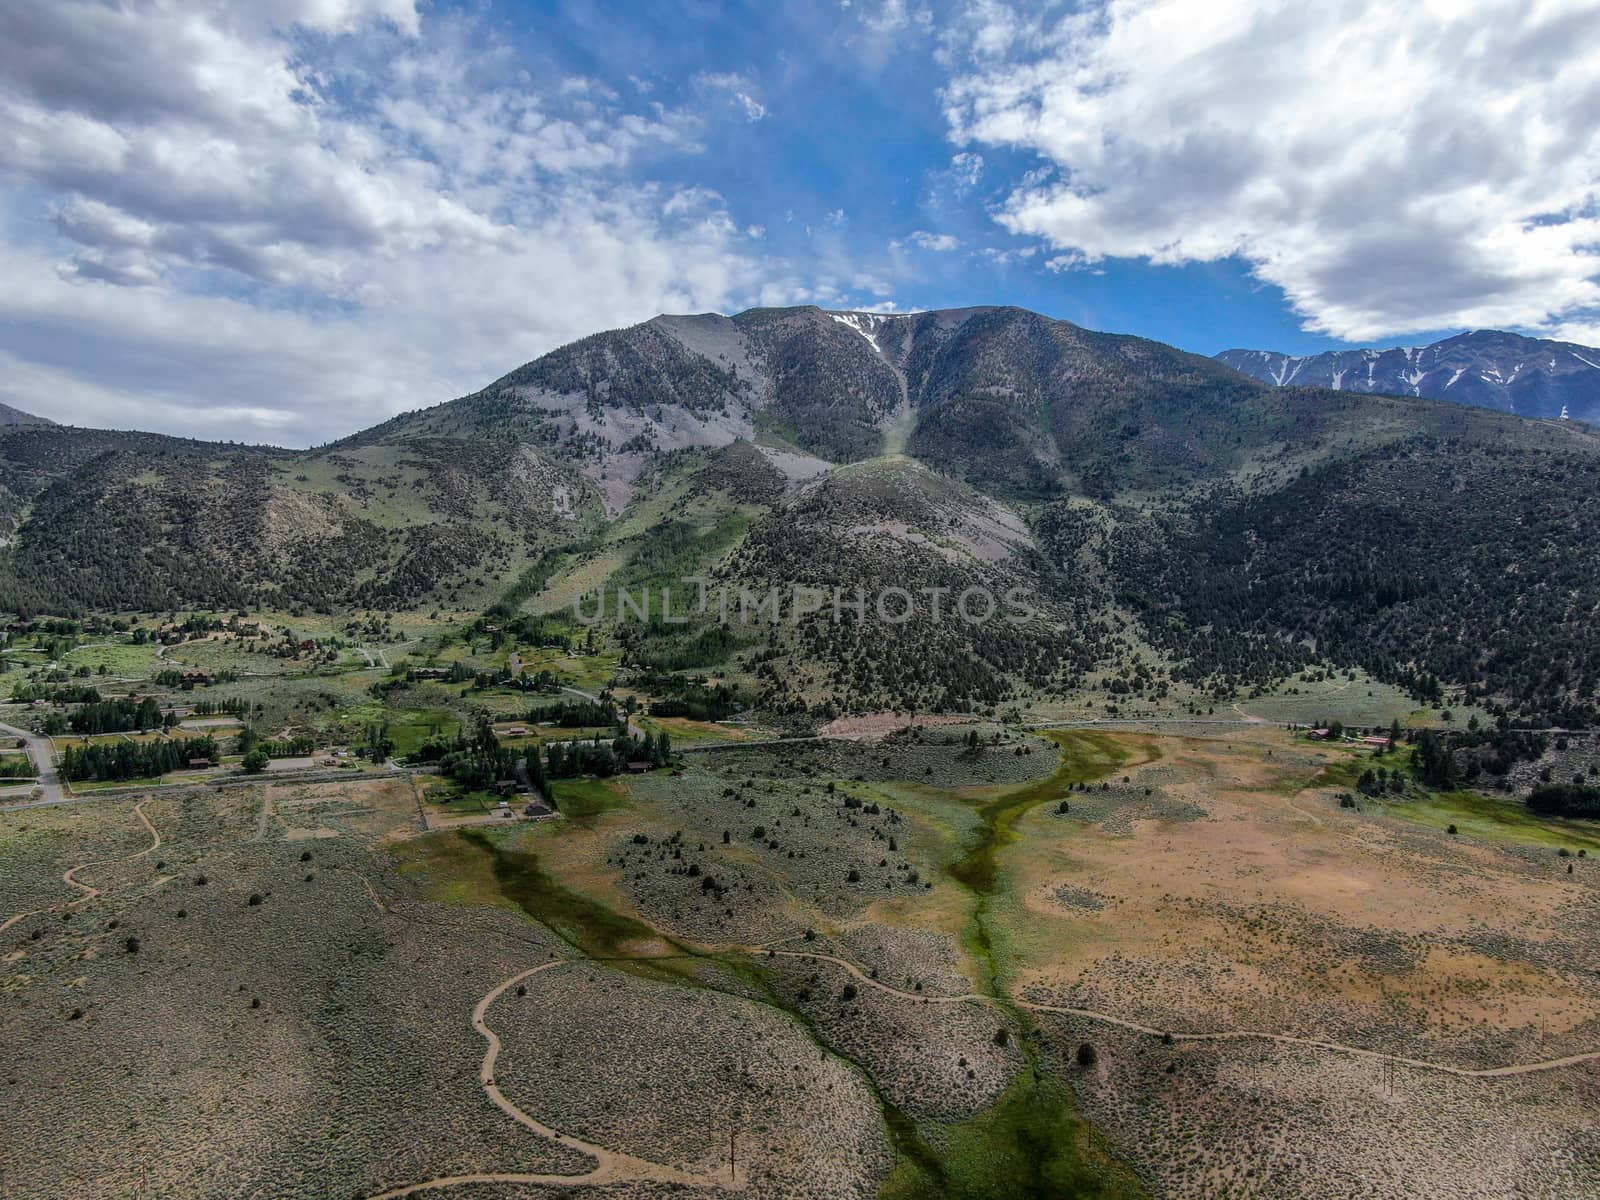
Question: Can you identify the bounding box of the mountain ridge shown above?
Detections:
[1218,329,1600,421]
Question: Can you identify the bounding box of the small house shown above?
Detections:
[625,760,653,775]
[188,757,215,769]
[1307,729,1331,741]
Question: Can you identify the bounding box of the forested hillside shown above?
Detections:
[1100,438,1600,724]
[2,303,1597,725]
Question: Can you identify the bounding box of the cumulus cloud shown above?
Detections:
[942,0,1600,341]
[0,1,789,443]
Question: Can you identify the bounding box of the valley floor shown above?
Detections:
[2,724,1596,1199]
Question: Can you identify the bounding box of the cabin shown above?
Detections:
[494,780,519,797]
[1362,736,1393,749]
[188,757,215,769]
[1307,729,1332,740]
[625,760,653,775]
[412,667,448,680]
[502,726,528,736]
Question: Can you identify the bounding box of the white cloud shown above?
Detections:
[695,72,767,122]
[943,0,1600,341]
[854,0,934,36]
[895,230,961,252]
[948,152,984,193]
[0,1,793,443]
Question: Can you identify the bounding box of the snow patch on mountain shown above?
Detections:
[827,311,885,353]
[1218,330,1600,422]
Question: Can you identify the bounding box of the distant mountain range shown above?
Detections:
[2,305,1598,725]
[1218,330,1600,421]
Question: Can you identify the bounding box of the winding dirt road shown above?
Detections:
[371,934,1600,1199]
[0,800,160,935]
[762,946,1600,1081]
[366,960,741,1200]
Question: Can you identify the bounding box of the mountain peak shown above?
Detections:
[1219,329,1600,420]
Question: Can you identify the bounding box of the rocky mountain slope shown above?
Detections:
[3,304,1598,723]
[1219,330,1600,421]
[0,402,52,426]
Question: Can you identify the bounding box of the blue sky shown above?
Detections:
[492,0,1376,356]
[0,0,1596,444]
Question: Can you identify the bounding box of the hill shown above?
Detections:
[0,402,50,426]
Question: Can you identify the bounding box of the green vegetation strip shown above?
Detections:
[1387,789,1600,853]
[429,730,1151,1200]
[888,730,1154,1200]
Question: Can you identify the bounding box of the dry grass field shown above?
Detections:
[2,725,1596,1199]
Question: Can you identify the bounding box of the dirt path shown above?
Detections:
[252,786,275,842]
[1,800,160,935]
[367,960,741,1199]
[763,947,1600,1081]
[368,925,1600,1199]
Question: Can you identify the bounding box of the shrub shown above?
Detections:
[1076,1042,1098,1067]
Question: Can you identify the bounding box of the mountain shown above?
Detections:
[0,425,602,614]
[0,402,52,426]
[3,304,1600,724]
[1218,329,1600,421]
[360,304,1539,506]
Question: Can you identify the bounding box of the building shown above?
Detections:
[625,760,653,774]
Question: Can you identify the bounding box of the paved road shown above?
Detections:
[0,719,65,804]
[556,684,644,740]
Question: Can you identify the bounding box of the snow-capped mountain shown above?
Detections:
[1218,330,1600,421]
